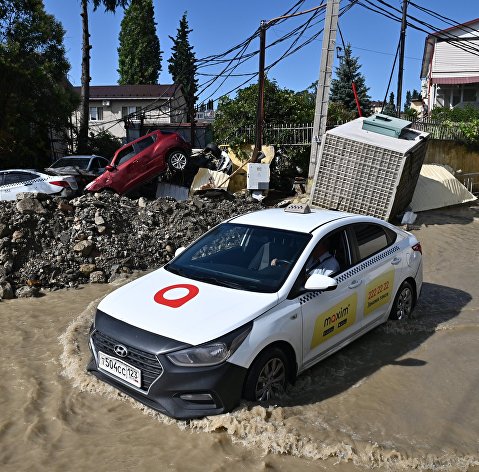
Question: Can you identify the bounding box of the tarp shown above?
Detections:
[410,164,477,212]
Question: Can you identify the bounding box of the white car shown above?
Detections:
[88,205,423,419]
[0,169,78,201]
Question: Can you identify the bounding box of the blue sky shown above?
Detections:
[43,0,478,106]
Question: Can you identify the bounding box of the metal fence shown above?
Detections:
[409,118,471,141]
[231,123,313,146]
[459,172,479,195]
[230,118,474,146]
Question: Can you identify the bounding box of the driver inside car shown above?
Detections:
[304,239,340,277]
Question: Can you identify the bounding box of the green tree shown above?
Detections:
[404,90,412,110]
[404,89,421,111]
[168,13,197,145]
[78,0,128,154]
[382,92,396,117]
[213,78,315,144]
[330,44,372,116]
[213,78,316,181]
[0,0,78,168]
[87,130,122,158]
[118,0,161,85]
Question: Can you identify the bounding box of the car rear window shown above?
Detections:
[51,158,90,169]
[351,223,397,261]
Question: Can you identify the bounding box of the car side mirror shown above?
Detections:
[105,164,115,172]
[174,247,186,257]
[304,273,337,291]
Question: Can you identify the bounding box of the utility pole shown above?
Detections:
[308,0,340,181]
[252,21,266,163]
[252,5,327,163]
[396,0,408,117]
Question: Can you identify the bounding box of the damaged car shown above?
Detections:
[46,155,110,189]
[84,130,191,195]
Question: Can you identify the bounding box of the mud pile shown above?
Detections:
[0,192,261,299]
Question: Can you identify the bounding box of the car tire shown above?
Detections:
[243,346,289,402]
[167,150,188,172]
[389,280,415,320]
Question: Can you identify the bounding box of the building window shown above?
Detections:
[122,106,141,119]
[89,107,103,121]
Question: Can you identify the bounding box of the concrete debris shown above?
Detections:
[0,192,261,299]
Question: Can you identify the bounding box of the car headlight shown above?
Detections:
[167,322,252,367]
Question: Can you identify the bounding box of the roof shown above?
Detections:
[229,208,357,234]
[421,18,479,78]
[73,84,180,99]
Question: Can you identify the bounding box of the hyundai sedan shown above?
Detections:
[87,204,423,419]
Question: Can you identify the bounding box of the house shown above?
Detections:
[370,100,384,115]
[421,18,479,113]
[72,84,187,142]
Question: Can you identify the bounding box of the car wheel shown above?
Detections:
[389,281,414,320]
[243,347,289,402]
[167,150,188,171]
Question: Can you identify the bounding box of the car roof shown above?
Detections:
[1,169,40,174]
[56,155,106,160]
[229,207,363,234]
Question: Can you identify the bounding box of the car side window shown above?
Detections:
[133,136,155,153]
[116,145,136,166]
[289,229,349,299]
[350,223,396,262]
[90,158,99,171]
[4,172,37,185]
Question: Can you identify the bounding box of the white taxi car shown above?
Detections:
[0,169,78,200]
[88,205,422,419]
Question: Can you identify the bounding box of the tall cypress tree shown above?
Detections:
[168,12,198,145]
[118,0,161,84]
[330,44,371,117]
[383,92,396,116]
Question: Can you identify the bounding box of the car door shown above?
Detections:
[347,222,403,329]
[298,228,363,371]
[112,143,142,191]
[131,134,160,184]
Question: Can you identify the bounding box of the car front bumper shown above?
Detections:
[88,310,248,419]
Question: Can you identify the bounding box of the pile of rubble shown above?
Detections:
[0,192,261,299]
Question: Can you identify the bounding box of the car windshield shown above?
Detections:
[51,157,90,169]
[165,223,311,293]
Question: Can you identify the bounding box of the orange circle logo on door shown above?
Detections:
[154,284,199,308]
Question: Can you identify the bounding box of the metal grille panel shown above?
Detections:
[92,330,163,391]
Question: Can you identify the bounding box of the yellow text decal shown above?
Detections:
[364,270,395,316]
[310,293,358,349]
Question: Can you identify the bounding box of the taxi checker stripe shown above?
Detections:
[1,177,46,189]
[299,245,400,305]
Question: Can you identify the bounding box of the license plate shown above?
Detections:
[98,351,141,388]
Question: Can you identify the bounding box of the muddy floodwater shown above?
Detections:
[1,205,479,472]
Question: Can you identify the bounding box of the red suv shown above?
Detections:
[84,130,191,194]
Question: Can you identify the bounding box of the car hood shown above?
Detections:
[97,268,279,345]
